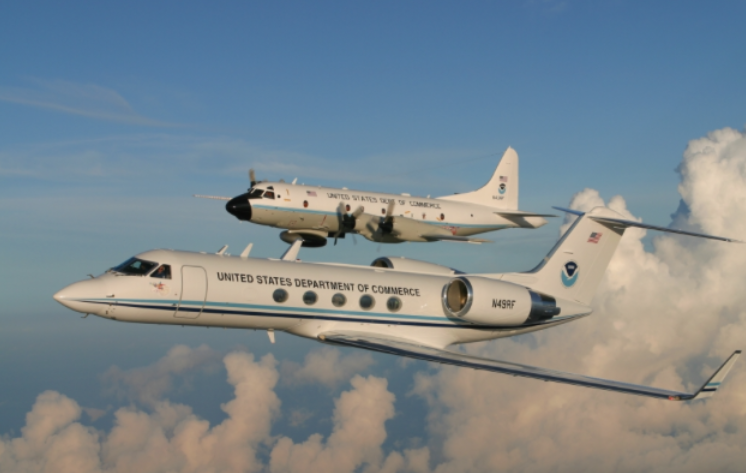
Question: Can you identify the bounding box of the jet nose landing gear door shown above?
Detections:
[175,266,207,319]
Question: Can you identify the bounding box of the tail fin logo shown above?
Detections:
[498,176,508,194]
[561,261,579,287]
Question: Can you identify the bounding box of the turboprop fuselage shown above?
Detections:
[225,182,547,246]
[214,147,551,247]
[54,249,589,348]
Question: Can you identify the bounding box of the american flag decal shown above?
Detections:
[306,190,317,197]
[499,176,508,182]
[587,232,602,244]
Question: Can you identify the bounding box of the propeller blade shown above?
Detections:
[351,206,365,218]
[385,200,395,219]
[249,169,257,187]
[333,202,347,245]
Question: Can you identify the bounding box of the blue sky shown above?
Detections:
[2,2,746,471]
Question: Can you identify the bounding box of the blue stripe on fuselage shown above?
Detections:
[79,297,584,330]
[250,204,509,230]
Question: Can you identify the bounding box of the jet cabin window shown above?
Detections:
[151,264,171,279]
[111,257,158,276]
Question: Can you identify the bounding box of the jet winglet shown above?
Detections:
[690,350,741,400]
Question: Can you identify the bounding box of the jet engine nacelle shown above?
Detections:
[371,257,461,275]
[441,276,560,326]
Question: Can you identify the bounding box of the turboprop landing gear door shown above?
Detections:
[175,266,207,319]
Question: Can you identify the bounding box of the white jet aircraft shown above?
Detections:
[54,206,741,400]
[196,148,553,247]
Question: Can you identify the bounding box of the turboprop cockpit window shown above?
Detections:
[264,186,275,199]
[247,188,264,199]
[111,257,158,276]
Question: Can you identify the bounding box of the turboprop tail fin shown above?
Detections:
[438,147,518,210]
[521,206,738,305]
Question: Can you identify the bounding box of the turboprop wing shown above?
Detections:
[320,332,741,401]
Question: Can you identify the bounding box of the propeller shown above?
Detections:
[249,169,257,188]
[378,200,396,235]
[334,202,364,245]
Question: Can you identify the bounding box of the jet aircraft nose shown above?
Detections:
[226,194,252,221]
[54,279,105,313]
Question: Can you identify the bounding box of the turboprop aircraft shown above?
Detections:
[196,147,554,247]
[54,206,741,400]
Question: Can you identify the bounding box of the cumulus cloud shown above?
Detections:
[0,351,280,473]
[3,126,746,472]
[101,344,220,407]
[406,126,746,473]
[0,346,418,473]
[281,347,375,388]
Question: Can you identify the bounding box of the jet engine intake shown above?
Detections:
[441,277,560,326]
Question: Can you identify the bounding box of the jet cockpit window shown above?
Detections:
[151,264,171,279]
[111,257,158,276]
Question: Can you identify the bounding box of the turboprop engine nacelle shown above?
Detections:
[371,256,461,275]
[441,276,560,326]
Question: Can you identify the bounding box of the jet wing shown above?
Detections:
[319,332,740,401]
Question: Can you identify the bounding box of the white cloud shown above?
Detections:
[102,344,220,407]
[270,375,395,473]
[405,126,746,472]
[281,347,375,388]
[3,126,746,472]
[0,351,280,473]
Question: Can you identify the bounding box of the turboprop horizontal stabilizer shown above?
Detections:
[320,332,741,401]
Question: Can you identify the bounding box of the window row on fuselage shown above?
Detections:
[271,288,403,312]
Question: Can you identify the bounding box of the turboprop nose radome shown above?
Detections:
[54,279,104,313]
[226,194,252,221]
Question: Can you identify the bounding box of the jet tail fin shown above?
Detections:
[519,206,738,305]
[438,147,518,210]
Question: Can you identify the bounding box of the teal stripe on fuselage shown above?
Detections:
[250,204,509,230]
[85,297,456,324]
[81,297,584,328]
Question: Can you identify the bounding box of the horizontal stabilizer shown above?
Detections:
[495,210,557,218]
[194,194,232,201]
[552,207,741,243]
[320,332,740,401]
[424,234,492,244]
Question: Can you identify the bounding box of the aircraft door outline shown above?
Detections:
[175,265,207,319]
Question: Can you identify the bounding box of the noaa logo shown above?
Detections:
[561,261,579,287]
[498,183,507,194]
